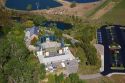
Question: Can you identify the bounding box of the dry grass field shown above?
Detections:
[86,75,125,83]
[31,0,103,17]
[102,0,125,25]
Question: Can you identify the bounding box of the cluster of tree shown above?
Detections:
[22,15,47,28]
[0,22,46,83]
[47,73,86,83]
[32,15,47,26]
[0,8,12,28]
[54,28,63,38]
[80,42,97,65]
[74,42,98,65]
[73,25,98,65]
[23,20,34,28]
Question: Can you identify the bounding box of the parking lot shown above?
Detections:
[45,59,78,75]
[98,25,125,75]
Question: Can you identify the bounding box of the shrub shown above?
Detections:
[70,2,76,8]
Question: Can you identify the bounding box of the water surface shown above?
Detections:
[6,0,99,10]
[6,0,63,10]
[42,21,73,30]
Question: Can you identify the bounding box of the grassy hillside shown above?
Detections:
[87,0,112,17]
[102,0,125,25]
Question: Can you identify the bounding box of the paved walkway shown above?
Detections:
[45,30,80,43]
[79,73,102,80]
[62,34,80,43]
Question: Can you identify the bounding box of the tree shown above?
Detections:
[0,71,7,83]
[70,2,76,8]
[69,73,79,83]
[0,38,11,72]
[69,73,85,83]
[40,64,46,79]
[23,20,34,28]
[80,42,97,65]
[31,37,38,45]
[47,73,86,83]
[32,15,46,26]
[48,74,55,83]
[0,8,12,27]
[64,77,71,83]
[0,23,41,83]
[55,73,64,83]
[54,29,62,38]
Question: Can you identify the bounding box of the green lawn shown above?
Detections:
[87,0,112,17]
[102,0,125,25]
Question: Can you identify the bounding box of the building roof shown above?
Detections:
[26,26,39,36]
[42,41,61,49]
[37,35,75,65]
[40,35,57,43]
[37,47,75,65]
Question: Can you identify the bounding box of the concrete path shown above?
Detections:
[62,34,80,43]
[79,73,102,80]
[45,30,80,43]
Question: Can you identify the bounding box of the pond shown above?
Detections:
[5,0,63,10]
[42,21,73,30]
[5,0,99,10]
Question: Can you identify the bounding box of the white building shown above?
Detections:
[24,26,39,45]
[37,37,75,65]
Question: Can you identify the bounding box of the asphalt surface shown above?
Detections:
[99,25,125,75]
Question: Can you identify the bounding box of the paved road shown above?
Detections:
[79,73,102,80]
